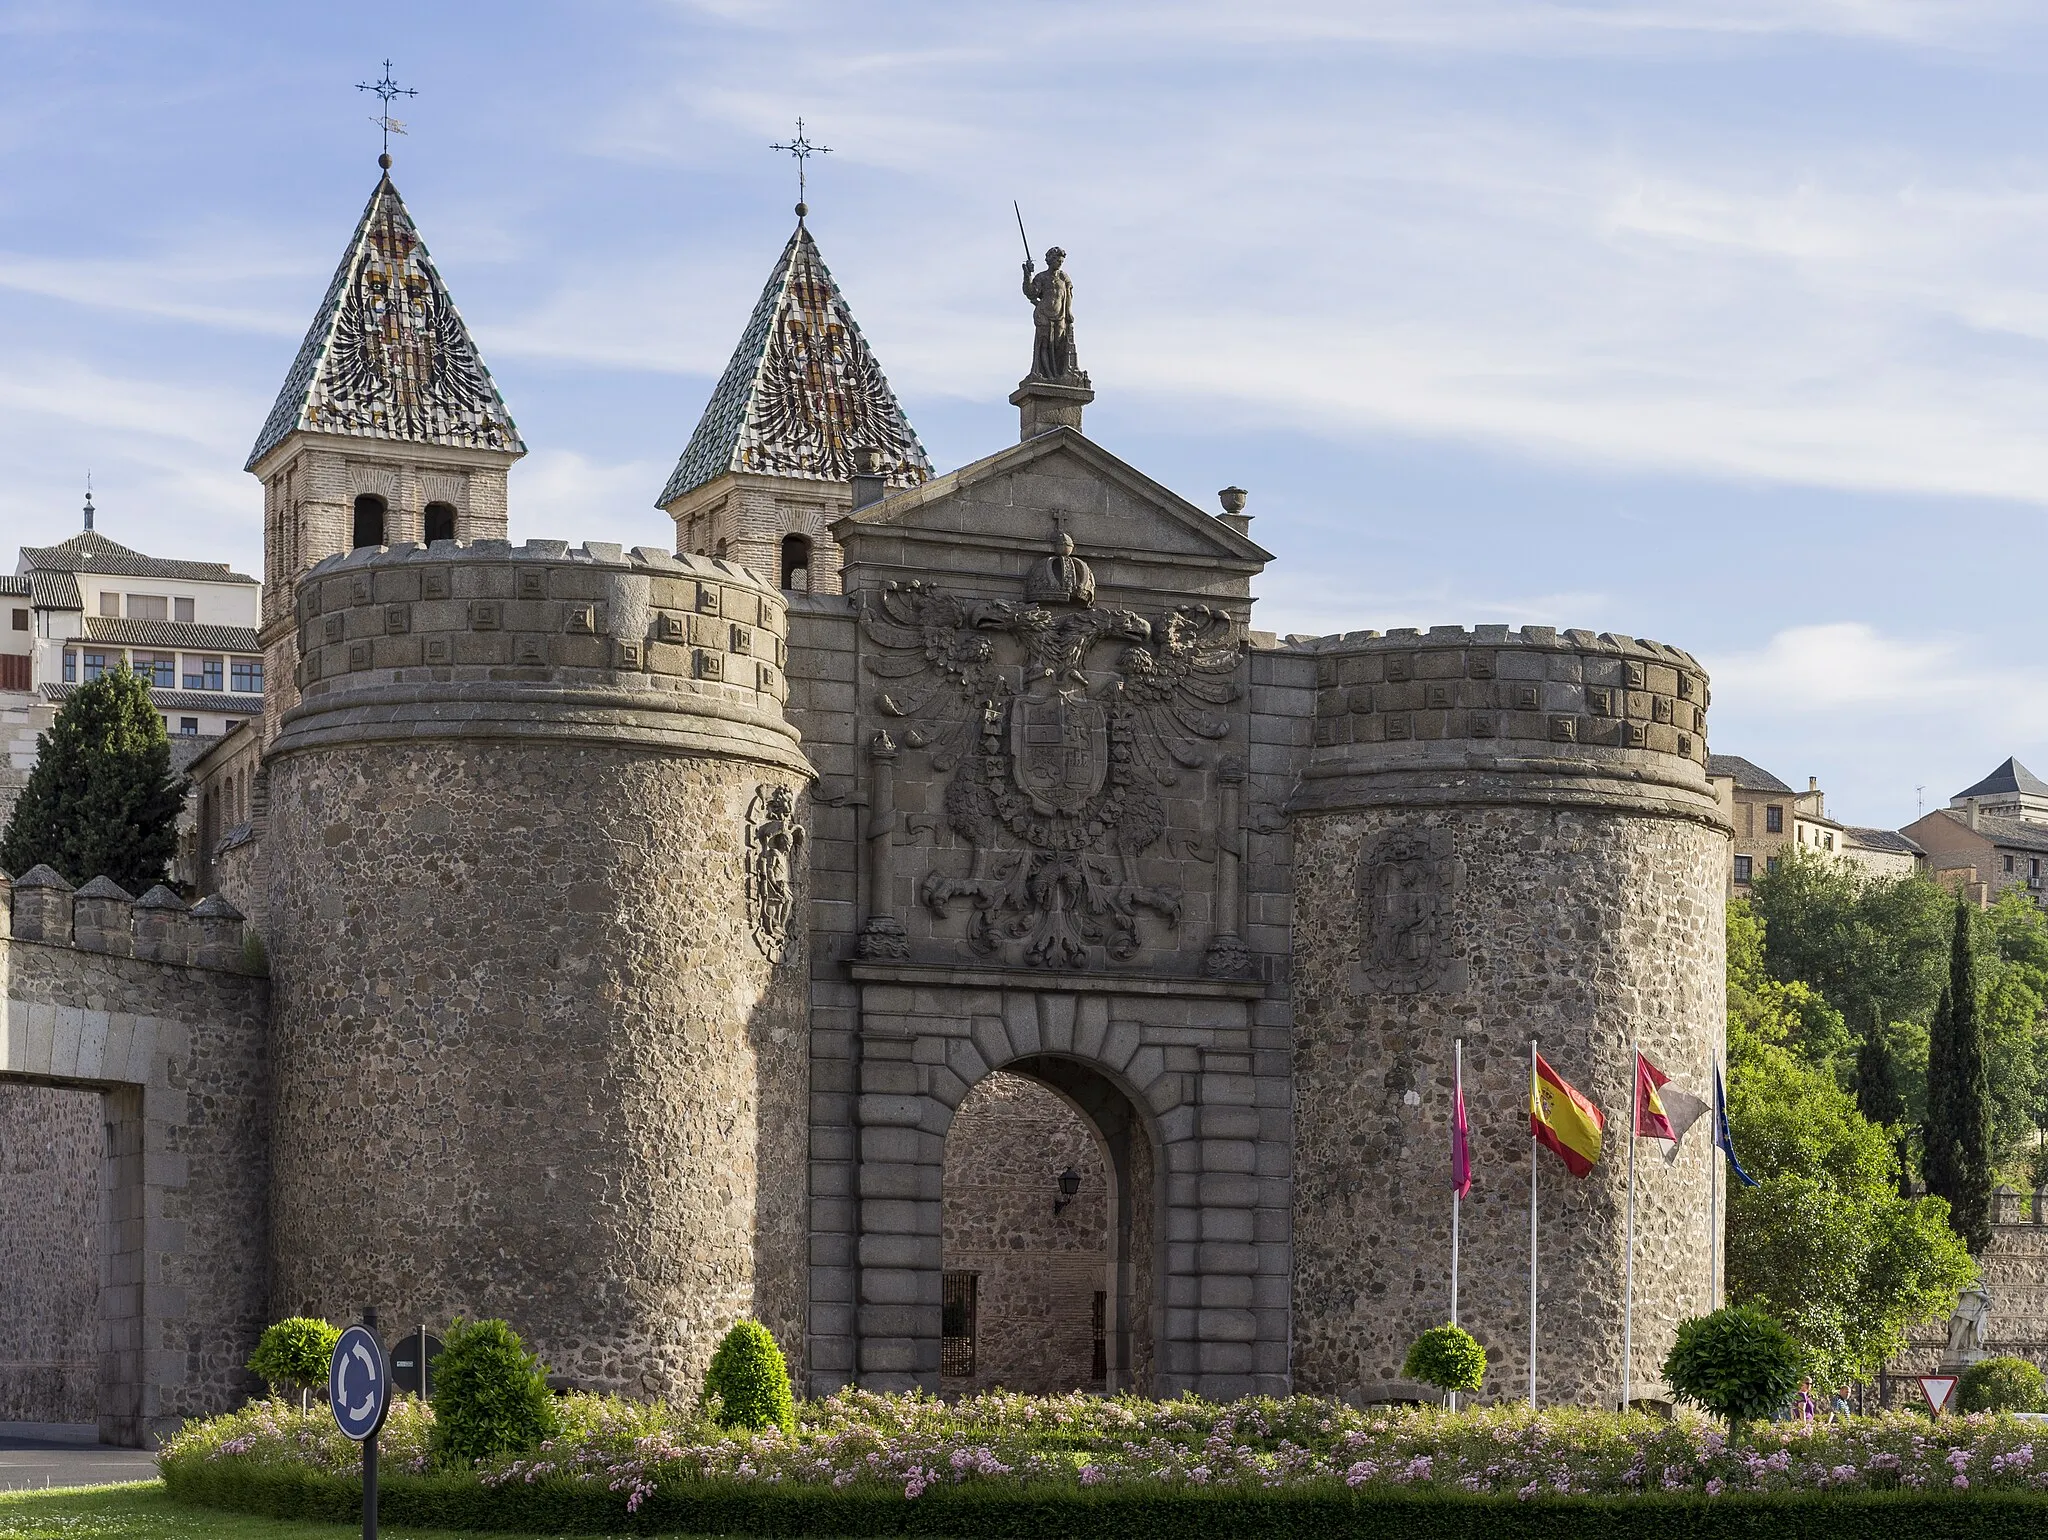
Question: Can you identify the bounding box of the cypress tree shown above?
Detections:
[0,668,182,894]
[1854,1015,1911,1198]
[1923,894,1994,1252]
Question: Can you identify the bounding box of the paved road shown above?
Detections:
[0,1436,158,1492]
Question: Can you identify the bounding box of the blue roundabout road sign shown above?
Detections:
[329,1324,392,1442]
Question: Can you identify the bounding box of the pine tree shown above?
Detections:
[0,668,182,894]
[1923,894,1994,1253]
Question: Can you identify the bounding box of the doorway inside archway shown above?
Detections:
[939,1059,1155,1396]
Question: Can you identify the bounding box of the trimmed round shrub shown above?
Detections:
[703,1319,795,1436]
[1958,1355,2047,1413]
[1664,1305,1804,1427]
[246,1317,339,1401]
[429,1318,557,1468]
[1403,1324,1486,1395]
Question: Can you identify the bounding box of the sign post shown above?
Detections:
[391,1328,443,1400]
[329,1308,393,1540]
[1916,1375,1958,1417]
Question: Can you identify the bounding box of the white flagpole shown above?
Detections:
[1528,1036,1539,1409]
[1623,1038,1638,1414]
[1451,1038,1462,1415]
[1452,1037,1463,1328]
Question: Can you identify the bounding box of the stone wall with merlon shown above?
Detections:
[2,896,270,1445]
[263,536,812,1406]
[1287,624,1727,1408]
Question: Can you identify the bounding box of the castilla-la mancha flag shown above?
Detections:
[1531,1053,1605,1177]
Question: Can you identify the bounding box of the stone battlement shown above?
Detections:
[3,866,250,971]
[277,538,808,775]
[1291,620,1719,821]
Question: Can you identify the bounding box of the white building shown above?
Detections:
[2,499,263,832]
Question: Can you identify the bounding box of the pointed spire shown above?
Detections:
[658,221,930,508]
[247,171,523,471]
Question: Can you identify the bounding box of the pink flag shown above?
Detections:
[1453,1055,1472,1199]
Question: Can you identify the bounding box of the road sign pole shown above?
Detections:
[362,1307,380,1540]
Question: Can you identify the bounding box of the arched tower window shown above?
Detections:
[715,538,729,561]
[780,534,813,593]
[352,494,387,549]
[423,502,457,545]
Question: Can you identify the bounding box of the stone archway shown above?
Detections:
[939,1057,1156,1396]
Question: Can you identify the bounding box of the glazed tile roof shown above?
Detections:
[1955,757,2048,801]
[20,529,257,586]
[0,576,26,598]
[81,617,261,653]
[248,172,523,470]
[1706,754,1794,794]
[659,221,931,507]
[39,683,261,713]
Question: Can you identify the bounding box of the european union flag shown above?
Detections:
[1714,1064,1757,1188]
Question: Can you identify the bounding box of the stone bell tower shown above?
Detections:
[245,155,525,744]
[657,212,929,597]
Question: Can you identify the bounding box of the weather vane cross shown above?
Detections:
[357,59,417,164]
[770,117,831,217]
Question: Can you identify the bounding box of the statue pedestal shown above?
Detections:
[1011,378,1094,441]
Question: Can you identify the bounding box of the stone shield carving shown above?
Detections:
[859,565,1243,970]
[746,784,806,962]
[1357,828,1457,994]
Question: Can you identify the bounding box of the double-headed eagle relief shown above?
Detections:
[861,539,1243,969]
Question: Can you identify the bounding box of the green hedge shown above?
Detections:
[161,1458,2048,1538]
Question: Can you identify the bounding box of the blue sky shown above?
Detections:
[5,1,2047,829]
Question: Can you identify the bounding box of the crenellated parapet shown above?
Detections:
[274,539,805,774]
[3,867,250,972]
[1293,624,1718,824]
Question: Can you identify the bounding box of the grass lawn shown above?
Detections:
[0,1482,662,1540]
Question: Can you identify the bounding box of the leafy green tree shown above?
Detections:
[702,1319,795,1437]
[1924,896,1995,1253]
[0,668,181,893]
[246,1317,340,1412]
[1403,1324,1486,1397]
[1749,853,1949,1060]
[1663,1306,1804,1429]
[1727,903,1977,1387]
[430,1318,557,1468]
[1974,892,2048,1168]
[1853,1016,1912,1196]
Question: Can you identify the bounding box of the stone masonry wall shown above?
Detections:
[1291,805,1726,1405]
[1289,626,1727,1408]
[264,540,812,1405]
[2,885,270,1445]
[940,1070,1111,1395]
[0,1082,100,1424]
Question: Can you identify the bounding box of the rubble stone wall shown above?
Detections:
[263,541,813,1405]
[0,1082,100,1424]
[940,1070,1112,1395]
[1289,627,1728,1407]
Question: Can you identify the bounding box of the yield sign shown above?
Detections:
[1917,1375,1958,1415]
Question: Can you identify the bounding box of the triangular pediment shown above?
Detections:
[248,173,523,470]
[832,428,1269,604]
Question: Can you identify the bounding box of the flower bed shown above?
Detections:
[159,1390,2048,1537]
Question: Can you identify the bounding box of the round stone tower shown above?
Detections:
[1287,624,1728,1407]
[263,539,813,1400]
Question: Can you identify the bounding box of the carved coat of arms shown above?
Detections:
[1357,827,1457,994]
[746,784,806,963]
[861,545,1243,969]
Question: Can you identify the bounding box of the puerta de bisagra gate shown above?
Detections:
[0,162,1728,1443]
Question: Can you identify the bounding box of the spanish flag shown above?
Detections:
[1531,1053,1604,1177]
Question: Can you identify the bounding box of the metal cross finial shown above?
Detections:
[357,60,417,165]
[770,117,832,218]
